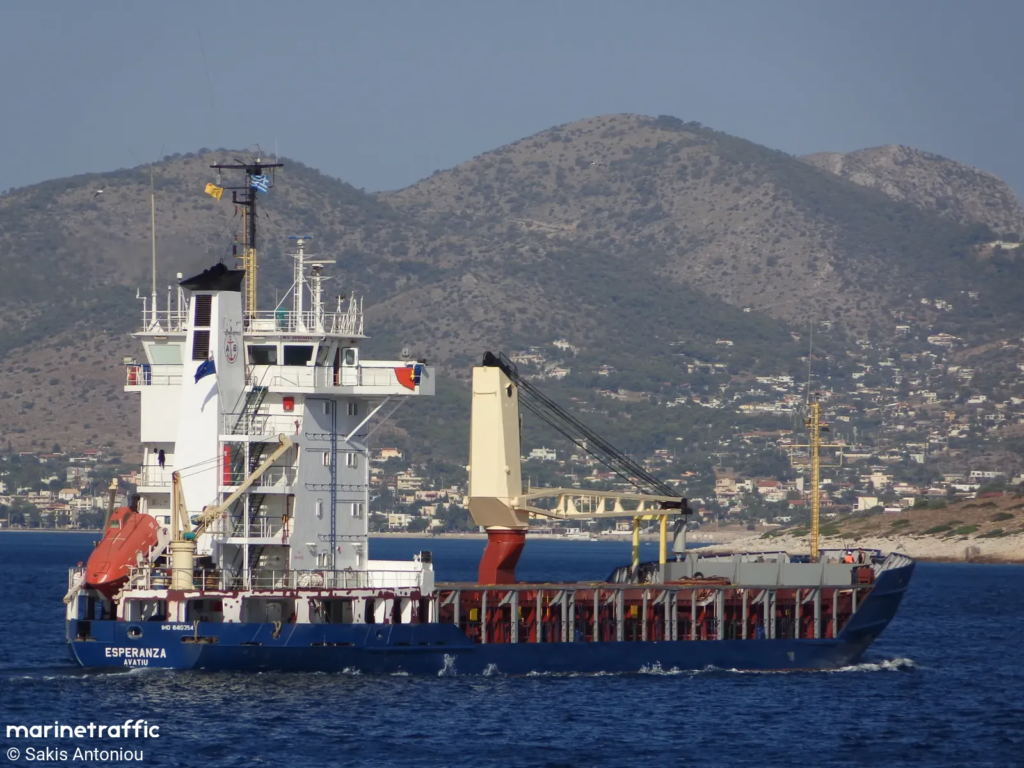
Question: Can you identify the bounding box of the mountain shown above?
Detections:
[385,114,1021,336]
[2,113,1023,458]
[801,145,1024,236]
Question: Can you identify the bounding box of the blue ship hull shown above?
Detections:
[67,559,913,675]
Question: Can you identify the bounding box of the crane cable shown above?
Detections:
[482,351,686,508]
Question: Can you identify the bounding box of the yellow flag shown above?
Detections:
[204,183,224,201]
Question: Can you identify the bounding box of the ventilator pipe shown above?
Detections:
[170,540,197,590]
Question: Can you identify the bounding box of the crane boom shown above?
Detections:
[172,433,294,541]
[468,351,690,584]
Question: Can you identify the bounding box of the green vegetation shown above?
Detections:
[5,117,1024,464]
[923,524,953,535]
[819,524,841,537]
[952,525,979,536]
[890,518,911,528]
[978,528,1007,538]
[991,512,1015,522]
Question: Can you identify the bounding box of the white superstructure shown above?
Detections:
[125,236,435,591]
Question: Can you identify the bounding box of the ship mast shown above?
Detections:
[806,400,823,561]
[791,396,842,561]
[208,157,284,318]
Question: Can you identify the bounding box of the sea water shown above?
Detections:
[0,533,1021,767]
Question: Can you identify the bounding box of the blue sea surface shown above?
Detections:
[0,532,1021,767]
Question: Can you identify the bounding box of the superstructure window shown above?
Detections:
[283,345,314,366]
[248,345,278,365]
[149,344,182,365]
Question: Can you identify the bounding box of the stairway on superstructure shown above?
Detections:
[226,385,271,587]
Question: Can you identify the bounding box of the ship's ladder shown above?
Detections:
[230,385,269,436]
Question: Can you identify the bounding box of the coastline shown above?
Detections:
[5,528,1021,563]
[697,530,1024,564]
[0,528,101,534]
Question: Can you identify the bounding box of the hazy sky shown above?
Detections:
[2,0,1023,195]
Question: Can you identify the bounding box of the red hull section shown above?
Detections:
[478,529,526,584]
[85,508,160,599]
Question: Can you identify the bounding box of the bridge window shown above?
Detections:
[283,345,314,366]
[149,344,182,365]
[248,345,278,365]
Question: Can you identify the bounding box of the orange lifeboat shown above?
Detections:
[85,507,160,599]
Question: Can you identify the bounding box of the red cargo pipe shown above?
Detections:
[223,445,231,485]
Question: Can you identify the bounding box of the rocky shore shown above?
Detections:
[697,530,1024,563]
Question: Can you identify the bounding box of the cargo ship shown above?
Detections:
[64,158,914,674]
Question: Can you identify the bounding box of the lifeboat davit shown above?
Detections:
[85,507,160,599]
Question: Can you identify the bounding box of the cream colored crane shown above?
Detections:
[466,352,689,582]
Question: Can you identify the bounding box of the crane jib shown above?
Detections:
[481,350,688,511]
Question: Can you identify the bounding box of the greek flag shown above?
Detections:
[250,174,270,193]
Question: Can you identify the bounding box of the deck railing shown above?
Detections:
[222,413,301,437]
[138,308,189,334]
[137,465,174,487]
[125,363,425,391]
[229,516,287,540]
[433,580,877,644]
[124,566,422,591]
[245,306,364,337]
[125,364,182,387]
[136,306,363,337]
[260,365,410,389]
[221,465,297,488]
